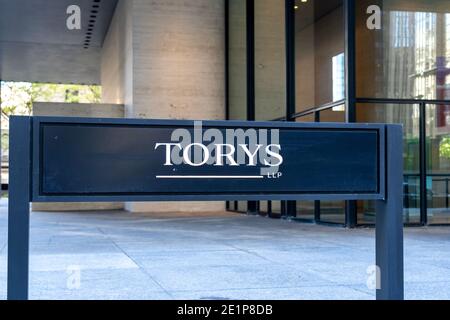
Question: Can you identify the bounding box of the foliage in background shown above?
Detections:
[440,137,450,159]
[0,81,101,121]
[1,82,101,159]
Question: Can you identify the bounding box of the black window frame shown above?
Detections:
[225,0,450,227]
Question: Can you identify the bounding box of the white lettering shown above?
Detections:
[183,143,209,166]
[155,143,182,166]
[239,144,262,166]
[264,144,283,167]
[215,144,238,166]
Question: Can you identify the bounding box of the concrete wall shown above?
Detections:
[0,42,101,84]
[254,0,286,121]
[32,102,125,212]
[228,0,247,121]
[130,0,225,213]
[100,0,226,213]
[101,0,133,106]
[33,102,124,118]
[131,0,225,121]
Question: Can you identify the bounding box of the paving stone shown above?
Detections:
[0,198,449,300]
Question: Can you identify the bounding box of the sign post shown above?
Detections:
[7,117,31,300]
[376,125,404,300]
[7,116,404,300]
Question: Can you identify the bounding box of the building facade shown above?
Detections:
[1,0,450,227]
[226,0,450,227]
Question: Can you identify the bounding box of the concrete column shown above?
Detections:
[101,0,133,107]
[254,0,286,121]
[101,0,226,213]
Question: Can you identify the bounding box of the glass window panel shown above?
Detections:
[357,103,421,224]
[295,0,345,113]
[319,107,345,123]
[294,115,316,221]
[226,201,238,212]
[426,104,450,224]
[318,201,345,224]
[296,201,315,220]
[295,113,315,123]
[356,0,450,100]
[259,201,269,214]
[237,201,247,213]
[332,53,346,102]
[271,201,282,215]
[316,107,346,224]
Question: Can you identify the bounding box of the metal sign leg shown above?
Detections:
[375,125,404,300]
[7,116,31,300]
[4,116,403,301]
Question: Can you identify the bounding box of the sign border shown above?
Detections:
[8,116,404,301]
[30,116,386,203]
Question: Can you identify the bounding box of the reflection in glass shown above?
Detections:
[427,104,450,224]
[295,113,315,123]
[295,0,345,113]
[319,201,345,224]
[319,107,345,123]
[316,108,346,224]
[271,201,282,215]
[296,201,315,220]
[356,0,450,100]
[259,201,269,215]
[332,53,345,102]
[357,103,421,224]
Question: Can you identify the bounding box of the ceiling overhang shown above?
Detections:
[0,0,118,84]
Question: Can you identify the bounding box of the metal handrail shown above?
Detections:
[291,99,345,119]
[291,97,450,121]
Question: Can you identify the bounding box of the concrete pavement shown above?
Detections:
[0,199,449,300]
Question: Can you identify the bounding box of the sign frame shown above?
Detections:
[30,116,386,203]
[7,116,404,301]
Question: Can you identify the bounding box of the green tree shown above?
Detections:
[440,137,450,159]
[1,82,102,158]
[1,81,102,120]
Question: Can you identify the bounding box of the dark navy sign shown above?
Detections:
[8,116,404,301]
[31,117,385,202]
